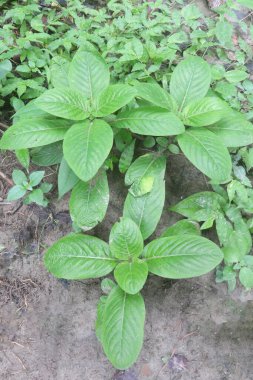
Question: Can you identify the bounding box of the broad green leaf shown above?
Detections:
[7,185,26,201]
[222,219,252,263]
[225,70,248,83]
[237,0,253,9]
[101,286,145,370]
[35,88,90,120]
[92,84,136,117]
[0,59,12,80]
[109,217,144,259]
[50,56,70,88]
[28,188,44,206]
[68,50,110,100]
[63,120,113,182]
[125,153,166,197]
[215,20,233,48]
[239,268,253,290]
[161,220,200,237]
[182,97,229,127]
[169,56,211,111]
[12,169,27,185]
[15,149,30,170]
[0,119,69,150]
[69,171,109,230]
[114,260,148,294]
[114,107,184,136]
[215,213,233,246]
[119,139,135,174]
[31,142,63,166]
[170,191,226,221]
[178,128,232,183]
[29,171,45,187]
[143,235,223,278]
[13,101,53,123]
[135,82,175,110]
[58,158,78,199]
[123,179,165,239]
[44,234,117,279]
[208,112,253,147]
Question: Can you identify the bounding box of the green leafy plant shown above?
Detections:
[7,169,52,206]
[170,169,253,291]
[44,214,223,369]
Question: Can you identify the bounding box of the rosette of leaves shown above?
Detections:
[114,56,253,185]
[44,215,223,369]
[0,50,136,229]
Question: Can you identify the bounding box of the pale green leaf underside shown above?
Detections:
[170,56,211,111]
[114,260,148,294]
[101,286,145,370]
[114,107,185,136]
[208,112,253,147]
[68,50,110,100]
[69,171,109,231]
[109,217,144,259]
[35,88,90,120]
[63,119,113,182]
[123,179,165,239]
[143,235,223,278]
[44,234,116,279]
[0,119,69,150]
[178,128,232,183]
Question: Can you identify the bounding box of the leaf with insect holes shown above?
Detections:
[44,234,117,279]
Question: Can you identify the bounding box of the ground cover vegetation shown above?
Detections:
[1,0,253,370]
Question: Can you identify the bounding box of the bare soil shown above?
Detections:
[1,153,253,380]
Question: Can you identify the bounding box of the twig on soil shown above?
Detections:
[11,351,27,371]
[0,122,8,129]
[0,170,13,186]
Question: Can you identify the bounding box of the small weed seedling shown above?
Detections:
[7,169,52,206]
